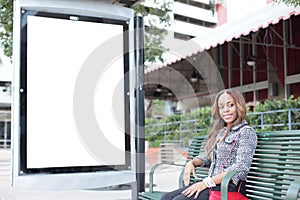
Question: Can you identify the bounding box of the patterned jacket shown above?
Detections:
[196,120,257,185]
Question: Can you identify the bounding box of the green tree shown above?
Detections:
[148,99,166,117]
[132,0,172,64]
[0,0,13,58]
[273,0,300,6]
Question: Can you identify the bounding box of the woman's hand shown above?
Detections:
[182,181,207,199]
[183,160,198,186]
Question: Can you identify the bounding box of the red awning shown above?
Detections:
[145,2,300,74]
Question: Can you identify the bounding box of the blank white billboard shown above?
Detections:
[25,15,126,169]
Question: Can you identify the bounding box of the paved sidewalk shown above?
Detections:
[0,149,132,200]
[0,149,184,200]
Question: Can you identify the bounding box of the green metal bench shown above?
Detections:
[139,130,300,200]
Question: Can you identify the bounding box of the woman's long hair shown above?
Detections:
[205,89,247,157]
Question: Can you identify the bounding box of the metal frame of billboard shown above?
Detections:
[12,0,138,191]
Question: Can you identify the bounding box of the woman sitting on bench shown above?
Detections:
[161,89,257,200]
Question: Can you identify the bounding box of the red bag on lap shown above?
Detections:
[209,190,248,200]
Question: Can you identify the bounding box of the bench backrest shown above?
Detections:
[187,130,300,199]
[186,135,208,183]
[248,131,300,199]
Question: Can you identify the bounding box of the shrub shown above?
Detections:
[146,96,300,147]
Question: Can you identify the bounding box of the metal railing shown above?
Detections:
[145,108,300,147]
[146,118,208,147]
[1,108,299,149]
[248,108,300,131]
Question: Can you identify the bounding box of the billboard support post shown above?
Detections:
[134,16,145,199]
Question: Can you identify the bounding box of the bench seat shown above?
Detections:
[139,130,300,200]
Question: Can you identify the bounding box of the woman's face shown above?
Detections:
[218,92,237,126]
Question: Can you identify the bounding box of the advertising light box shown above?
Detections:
[13,0,135,190]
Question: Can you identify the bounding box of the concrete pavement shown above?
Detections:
[0,149,185,200]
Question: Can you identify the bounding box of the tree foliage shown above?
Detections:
[0,0,13,58]
[273,0,300,7]
[132,0,172,64]
[146,96,300,147]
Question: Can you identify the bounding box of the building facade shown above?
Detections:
[0,51,12,148]
[144,1,300,112]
